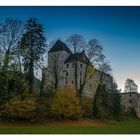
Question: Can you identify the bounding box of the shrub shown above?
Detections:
[50,86,82,120]
[81,96,93,118]
[0,96,36,121]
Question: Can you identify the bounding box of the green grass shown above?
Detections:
[0,125,140,134]
[0,116,140,134]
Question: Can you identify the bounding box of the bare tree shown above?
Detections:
[86,39,105,66]
[98,61,112,83]
[66,34,86,91]
[0,18,24,71]
[66,34,85,54]
[0,48,3,70]
[124,79,138,93]
[66,34,107,97]
[78,39,106,97]
[47,52,64,90]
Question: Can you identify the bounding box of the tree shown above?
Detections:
[66,35,106,97]
[0,18,25,103]
[86,39,105,66]
[44,40,65,91]
[0,48,3,69]
[18,18,47,94]
[50,86,82,120]
[49,53,63,90]
[78,39,105,97]
[92,61,112,117]
[0,96,36,121]
[81,96,93,118]
[66,34,85,91]
[124,79,138,93]
[0,18,24,71]
[98,61,112,83]
[66,34,85,54]
[110,82,121,119]
[93,82,121,119]
[93,84,110,118]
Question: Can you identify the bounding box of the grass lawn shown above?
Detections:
[0,116,140,134]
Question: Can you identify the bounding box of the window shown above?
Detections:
[66,64,69,68]
[129,100,132,103]
[123,106,125,109]
[80,63,83,68]
[71,80,74,84]
[66,72,68,76]
[129,94,131,97]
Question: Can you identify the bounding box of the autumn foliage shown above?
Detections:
[81,96,93,118]
[0,96,36,121]
[50,86,82,120]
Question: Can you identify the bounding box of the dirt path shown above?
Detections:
[48,121,112,126]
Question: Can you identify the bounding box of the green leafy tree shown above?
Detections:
[19,18,47,94]
[0,64,27,105]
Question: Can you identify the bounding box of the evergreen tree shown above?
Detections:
[110,83,121,119]
[93,83,122,119]
[19,18,47,94]
[93,84,109,118]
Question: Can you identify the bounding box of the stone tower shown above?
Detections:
[43,40,72,89]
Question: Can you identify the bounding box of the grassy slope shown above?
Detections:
[0,117,140,134]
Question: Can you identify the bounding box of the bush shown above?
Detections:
[0,96,36,121]
[50,86,82,120]
[81,96,93,118]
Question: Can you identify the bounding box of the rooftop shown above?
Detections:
[48,40,72,54]
[65,51,91,64]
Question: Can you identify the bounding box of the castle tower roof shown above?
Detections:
[48,40,72,54]
[65,51,91,64]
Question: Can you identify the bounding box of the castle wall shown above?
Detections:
[120,92,140,118]
[43,48,113,98]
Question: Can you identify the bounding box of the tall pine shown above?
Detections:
[19,18,47,94]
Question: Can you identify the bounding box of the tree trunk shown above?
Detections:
[28,59,34,94]
[2,52,10,71]
[75,59,78,92]
[78,64,88,98]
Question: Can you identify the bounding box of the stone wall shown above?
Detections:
[120,92,140,118]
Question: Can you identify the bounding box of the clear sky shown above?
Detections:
[0,6,140,92]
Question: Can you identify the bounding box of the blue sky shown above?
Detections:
[0,6,140,92]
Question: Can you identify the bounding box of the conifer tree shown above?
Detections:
[19,18,47,94]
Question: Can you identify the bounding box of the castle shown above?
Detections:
[42,40,113,97]
[42,40,140,118]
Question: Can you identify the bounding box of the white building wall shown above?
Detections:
[44,50,113,98]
